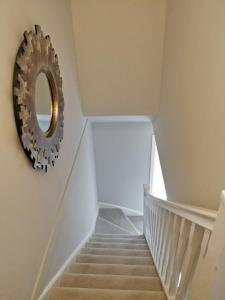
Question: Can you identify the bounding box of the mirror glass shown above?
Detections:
[35,72,52,132]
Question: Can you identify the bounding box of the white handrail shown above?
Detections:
[144,193,217,231]
[143,185,222,300]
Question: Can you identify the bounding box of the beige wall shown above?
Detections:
[71,0,166,116]
[0,1,98,300]
[154,0,225,210]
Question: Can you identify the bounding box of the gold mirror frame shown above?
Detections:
[13,25,64,171]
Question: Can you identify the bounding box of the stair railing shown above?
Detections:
[143,184,225,300]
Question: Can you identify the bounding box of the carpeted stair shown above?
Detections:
[48,208,166,300]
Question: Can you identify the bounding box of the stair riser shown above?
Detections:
[60,274,162,291]
[93,234,144,239]
[81,248,151,257]
[70,263,157,276]
[86,242,148,250]
[89,238,147,244]
[76,255,153,265]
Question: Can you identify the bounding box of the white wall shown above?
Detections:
[71,0,167,116]
[92,121,153,213]
[154,0,225,210]
[35,123,98,298]
[0,1,98,299]
[150,135,167,200]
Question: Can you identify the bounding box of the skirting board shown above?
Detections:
[37,211,98,300]
[99,201,143,216]
[88,115,151,123]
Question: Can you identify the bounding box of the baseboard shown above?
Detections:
[37,211,98,300]
[99,201,143,216]
[88,115,151,123]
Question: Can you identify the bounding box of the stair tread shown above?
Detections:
[76,254,153,265]
[63,272,158,279]
[81,247,151,257]
[49,287,166,300]
[60,273,162,291]
[70,262,157,276]
[86,242,148,250]
[77,254,152,259]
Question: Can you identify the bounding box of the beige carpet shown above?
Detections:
[48,209,166,300]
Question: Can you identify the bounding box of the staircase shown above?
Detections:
[48,208,166,300]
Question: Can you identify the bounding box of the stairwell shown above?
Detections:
[47,208,166,300]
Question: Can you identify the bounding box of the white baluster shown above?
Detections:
[169,219,192,296]
[159,211,171,275]
[155,206,162,264]
[175,224,204,300]
[162,212,173,280]
[153,205,160,258]
[156,208,166,267]
[143,190,218,300]
[166,215,182,291]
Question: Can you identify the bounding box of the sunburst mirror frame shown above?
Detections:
[13,25,64,172]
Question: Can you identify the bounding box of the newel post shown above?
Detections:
[189,191,225,300]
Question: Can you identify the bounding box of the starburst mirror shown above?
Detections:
[13,25,64,171]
